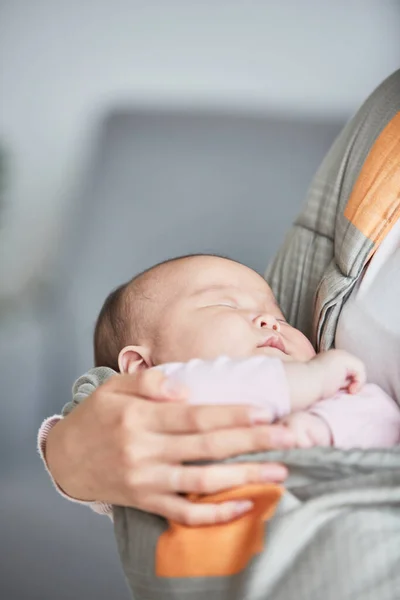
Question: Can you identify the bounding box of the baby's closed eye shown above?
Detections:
[217,302,238,309]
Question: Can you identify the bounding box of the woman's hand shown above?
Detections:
[46,370,293,526]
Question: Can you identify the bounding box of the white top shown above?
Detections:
[336,219,400,404]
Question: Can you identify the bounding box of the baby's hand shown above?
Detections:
[309,349,366,399]
[280,412,332,448]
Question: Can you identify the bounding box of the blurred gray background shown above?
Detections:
[0,1,399,599]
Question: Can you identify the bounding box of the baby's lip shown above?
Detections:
[258,335,287,355]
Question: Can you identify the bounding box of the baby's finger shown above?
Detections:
[347,358,366,393]
[348,377,364,394]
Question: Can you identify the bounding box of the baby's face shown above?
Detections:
[147,256,315,366]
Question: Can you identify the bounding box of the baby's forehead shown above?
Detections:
[179,265,273,302]
[190,260,270,291]
[136,256,273,303]
[189,281,270,299]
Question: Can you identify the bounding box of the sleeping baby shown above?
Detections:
[94,254,400,448]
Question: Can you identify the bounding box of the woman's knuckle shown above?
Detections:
[229,466,247,486]
[157,435,172,461]
[250,464,263,483]
[249,427,264,450]
[119,437,148,469]
[150,369,165,385]
[216,503,234,523]
[236,407,251,427]
[116,411,131,434]
[168,465,182,491]
[199,432,218,457]
[175,504,189,525]
[133,369,147,389]
[181,506,198,527]
[125,403,148,433]
[122,469,143,494]
[122,469,135,490]
[184,407,202,431]
[140,369,164,393]
[193,472,210,494]
[112,402,131,429]
[118,444,135,468]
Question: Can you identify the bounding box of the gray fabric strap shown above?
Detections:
[266,68,400,350]
[114,447,400,600]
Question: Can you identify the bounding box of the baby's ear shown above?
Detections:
[118,345,152,374]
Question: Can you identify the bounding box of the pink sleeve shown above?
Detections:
[37,416,112,518]
[308,384,400,449]
[157,356,291,420]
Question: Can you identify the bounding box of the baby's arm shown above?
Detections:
[160,350,366,417]
[158,356,291,421]
[284,349,366,411]
[307,383,400,448]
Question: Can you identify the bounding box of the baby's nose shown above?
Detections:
[254,314,281,332]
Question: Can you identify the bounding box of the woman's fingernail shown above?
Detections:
[261,465,287,481]
[269,427,295,448]
[250,408,272,425]
[234,500,253,516]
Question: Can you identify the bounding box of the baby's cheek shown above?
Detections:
[210,320,253,356]
[196,330,238,358]
[192,320,248,359]
[283,328,315,361]
[295,336,316,361]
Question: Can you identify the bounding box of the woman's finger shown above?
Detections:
[111,370,187,401]
[168,462,288,493]
[148,494,254,526]
[159,424,294,463]
[147,402,273,434]
[133,461,287,495]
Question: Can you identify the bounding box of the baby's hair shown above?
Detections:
[93,253,234,370]
[94,280,130,371]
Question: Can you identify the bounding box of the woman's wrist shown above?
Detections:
[44,417,92,502]
[38,414,112,515]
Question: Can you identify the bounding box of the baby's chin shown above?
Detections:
[256,346,293,361]
[256,346,313,362]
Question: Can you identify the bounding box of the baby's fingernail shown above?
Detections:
[250,408,272,425]
[234,500,253,516]
[162,378,186,399]
[269,427,295,448]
